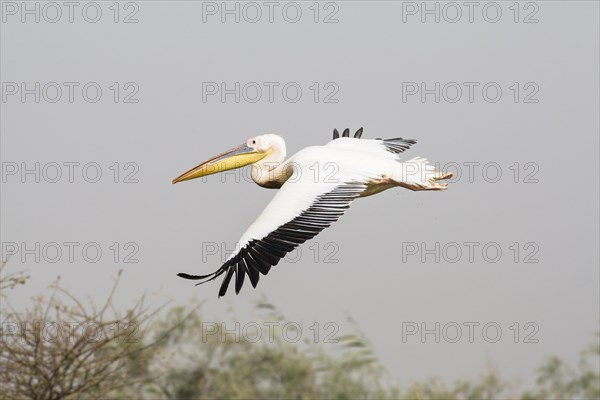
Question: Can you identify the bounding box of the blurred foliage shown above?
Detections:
[0,267,167,400]
[109,303,599,400]
[1,263,598,400]
[0,260,29,292]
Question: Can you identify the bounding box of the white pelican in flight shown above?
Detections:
[173,128,452,297]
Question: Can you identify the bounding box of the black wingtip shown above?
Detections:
[342,128,350,137]
[234,266,246,294]
[333,128,339,140]
[354,127,363,138]
[178,272,207,280]
[218,268,234,297]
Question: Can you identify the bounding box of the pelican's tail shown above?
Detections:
[393,157,453,191]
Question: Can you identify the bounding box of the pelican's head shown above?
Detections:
[172,134,286,184]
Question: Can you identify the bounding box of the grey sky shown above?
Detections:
[1,1,599,387]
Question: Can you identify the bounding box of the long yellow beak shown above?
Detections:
[172,143,270,184]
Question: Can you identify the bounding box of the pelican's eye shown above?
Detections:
[251,140,256,145]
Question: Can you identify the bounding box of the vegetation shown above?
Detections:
[1,263,598,399]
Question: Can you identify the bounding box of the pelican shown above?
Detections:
[173,128,452,297]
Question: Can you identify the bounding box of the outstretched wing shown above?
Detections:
[178,173,368,297]
[330,128,416,156]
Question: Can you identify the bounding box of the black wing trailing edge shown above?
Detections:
[331,127,416,153]
[178,182,367,297]
[380,138,417,154]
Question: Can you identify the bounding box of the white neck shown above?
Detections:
[251,145,290,188]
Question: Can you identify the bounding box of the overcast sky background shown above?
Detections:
[1,0,599,388]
